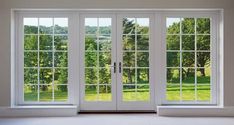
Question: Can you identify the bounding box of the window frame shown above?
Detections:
[160,11,219,105]
[15,11,78,105]
[13,10,221,106]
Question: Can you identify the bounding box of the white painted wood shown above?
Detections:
[116,13,155,110]
[79,14,117,110]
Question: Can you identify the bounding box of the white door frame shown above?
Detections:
[79,13,117,110]
[116,13,155,110]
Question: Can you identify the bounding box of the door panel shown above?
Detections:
[80,15,117,110]
[80,14,154,111]
[117,15,154,110]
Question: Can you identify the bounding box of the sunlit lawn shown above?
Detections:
[24,91,68,102]
[25,87,210,101]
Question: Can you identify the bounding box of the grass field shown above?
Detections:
[24,85,210,102]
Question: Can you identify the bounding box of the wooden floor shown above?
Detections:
[0,113,234,125]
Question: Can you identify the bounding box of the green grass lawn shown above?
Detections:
[24,86,210,102]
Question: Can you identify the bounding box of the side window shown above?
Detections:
[23,17,69,102]
[166,17,212,102]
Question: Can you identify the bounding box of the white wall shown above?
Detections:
[0,0,233,107]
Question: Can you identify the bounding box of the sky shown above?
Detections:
[24,18,68,27]
[24,17,181,28]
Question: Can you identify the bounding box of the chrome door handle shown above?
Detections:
[110,62,116,73]
[119,62,122,73]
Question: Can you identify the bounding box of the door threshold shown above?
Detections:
[79,110,156,113]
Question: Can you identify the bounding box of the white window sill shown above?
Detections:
[11,105,77,109]
[157,105,234,116]
[0,105,78,117]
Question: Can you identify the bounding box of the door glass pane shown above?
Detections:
[84,17,112,101]
[122,17,150,101]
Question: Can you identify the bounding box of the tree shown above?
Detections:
[167,18,211,81]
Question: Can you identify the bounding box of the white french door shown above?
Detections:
[80,13,155,111]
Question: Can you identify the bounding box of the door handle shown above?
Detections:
[119,62,122,73]
[110,62,116,73]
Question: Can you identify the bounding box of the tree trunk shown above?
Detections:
[127,69,132,84]
[200,68,206,76]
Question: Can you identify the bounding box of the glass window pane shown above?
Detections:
[24,18,38,34]
[137,52,149,67]
[167,18,180,34]
[123,35,135,50]
[54,18,68,34]
[99,68,111,84]
[136,18,149,34]
[39,18,53,34]
[99,18,111,35]
[197,52,210,67]
[85,18,98,34]
[166,35,180,50]
[85,52,97,67]
[54,68,68,84]
[85,68,98,84]
[24,85,38,101]
[182,85,195,101]
[137,35,149,50]
[123,52,135,67]
[182,68,195,85]
[137,68,149,84]
[167,52,180,67]
[182,18,195,34]
[39,52,53,67]
[123,18,135,34]
[197,35,210,50]
[197,68,210,84]
[123,85,136,101]
[99,52,111,67]
[166,84,180,101]
[182,52,195,67]
[24,35,38,50]
[54,85,68,101]
[136,85,149,101]
[98,85,111,101]
[39,68,53,84]
[85,85,98,101]
[182,35,195,50]
[123,68,136,84]
[54,52,68,67]
[85,35,97,51]
[54,35,68,50]
[24,52,38,67]
[99,35,111,51]
[197,85,210,101]
[24,68,38,84]
[39,85,52,101]
[39,35,53,50]
[197,18,210,34]
[167,68,180,84]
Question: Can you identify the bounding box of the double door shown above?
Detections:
[80,14,155,111]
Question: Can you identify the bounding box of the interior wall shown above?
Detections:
[0,0,233,107]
